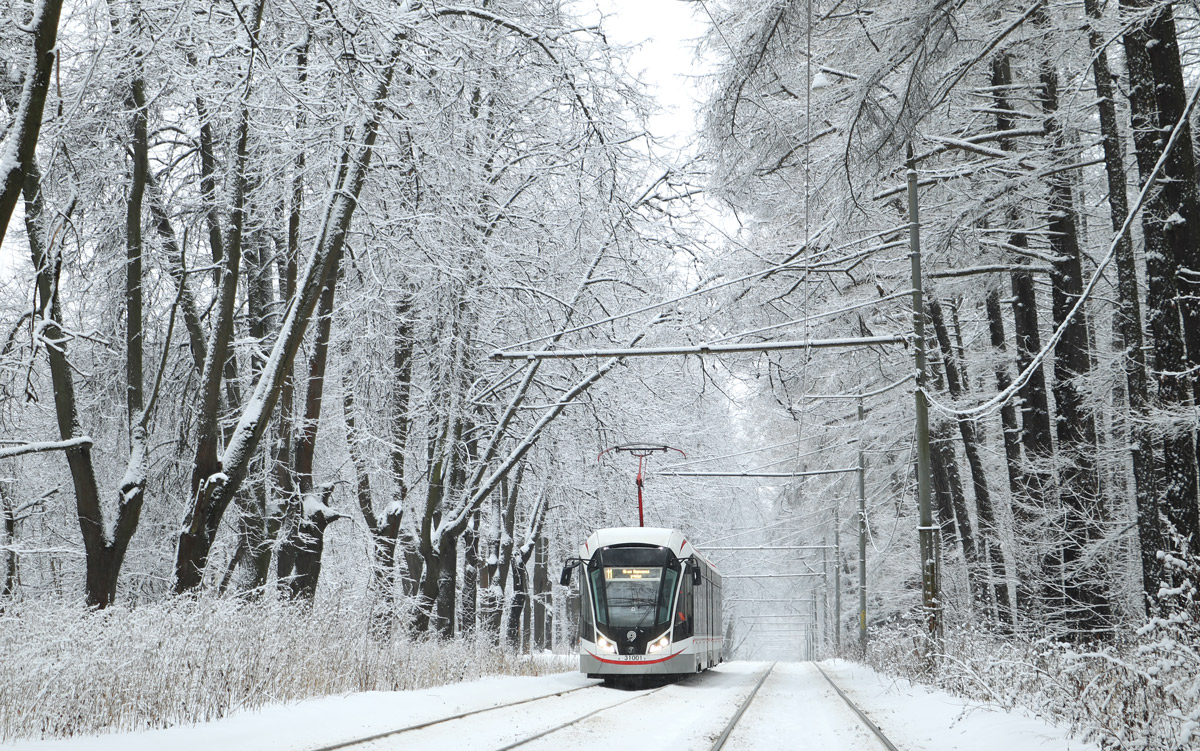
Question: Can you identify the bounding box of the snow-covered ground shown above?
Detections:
[5,660,1097,750]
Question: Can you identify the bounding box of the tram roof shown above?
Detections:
[580,527,715,569]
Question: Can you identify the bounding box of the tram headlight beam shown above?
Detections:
[596,634,618,654]
[647,632,671,654]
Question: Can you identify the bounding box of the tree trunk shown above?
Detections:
[1121,0,1200,578]
[277,253,343,598]
[929,418,980,600]
[461,511,481,634]
[174,0,400,594]
[929,296,1010,623]
[344,358,403,630]
[0,0,64,249]
[533,534,549,649]
[1084,0,1158,610]
[985,288,1029,623]
[1034,18,1111,636]
[400,530,423,600]
[415,438,447,634]
[175,0,268,593]
[507,547,530,649]
[278,485,342,599]
[481,490,505,634]
[435,531,459,637]
[990,53,1056,623]
[2,487,17,600]
[25,153,145,608]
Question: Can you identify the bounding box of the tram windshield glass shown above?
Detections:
[589,547,679,629]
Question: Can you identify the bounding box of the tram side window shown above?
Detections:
[588,568,608,625]
[658,568,679,625]
[677,571,694,638]
[707,577,713,634]
[580,575,594,637]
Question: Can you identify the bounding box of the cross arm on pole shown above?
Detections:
[490,335,909,361]
[662,467,859,478]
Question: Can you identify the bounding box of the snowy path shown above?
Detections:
[5,660,1098,751]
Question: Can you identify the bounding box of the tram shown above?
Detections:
[560,527,723,684]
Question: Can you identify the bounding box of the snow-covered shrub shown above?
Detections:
[0,596,567,740]
[865,620,1196,749]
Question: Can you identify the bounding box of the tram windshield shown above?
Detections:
[589,547,679,629]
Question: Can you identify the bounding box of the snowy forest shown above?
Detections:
[1,0,1199,747]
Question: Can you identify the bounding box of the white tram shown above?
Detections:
[561,527,723,684]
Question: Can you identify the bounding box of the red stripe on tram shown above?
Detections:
[584,648,687,666]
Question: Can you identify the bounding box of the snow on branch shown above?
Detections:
[928,264,1052,279]
[0,437,92,460]
[429,6,605,145]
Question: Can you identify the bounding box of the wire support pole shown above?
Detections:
[490,336,908,361]
[908,144,941,651]
[858,399,869,656]
[833,503,841,653]
[822,535,832,655]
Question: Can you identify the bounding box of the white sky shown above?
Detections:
[581,0,710,149]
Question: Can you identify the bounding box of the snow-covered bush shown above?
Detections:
[865,619,1196,749]
[0,597,567,740]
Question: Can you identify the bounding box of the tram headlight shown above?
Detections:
[647,633,671,654]
[596,634,618,654]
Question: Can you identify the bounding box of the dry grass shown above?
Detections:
[0,597,568,741]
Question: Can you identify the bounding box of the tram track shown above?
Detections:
[304,682,601,751]
[711,662,901,751]
[814,663,901,751]
[305,661,898,751]
[305,679,684,751]
[709,661,776,750]
[493,685,668,750]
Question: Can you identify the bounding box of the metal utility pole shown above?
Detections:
[858,399,868,655]
[907,144,940,647]
[821,536,831,653]
[833,506,841,653]
[811,595,819,659]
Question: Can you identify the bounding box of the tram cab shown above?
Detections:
[561,527,723,682]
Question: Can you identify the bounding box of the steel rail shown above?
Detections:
[814,663,901,751]
[710,662,776,750]
[494,686,668,750]
[303,683,600,751]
